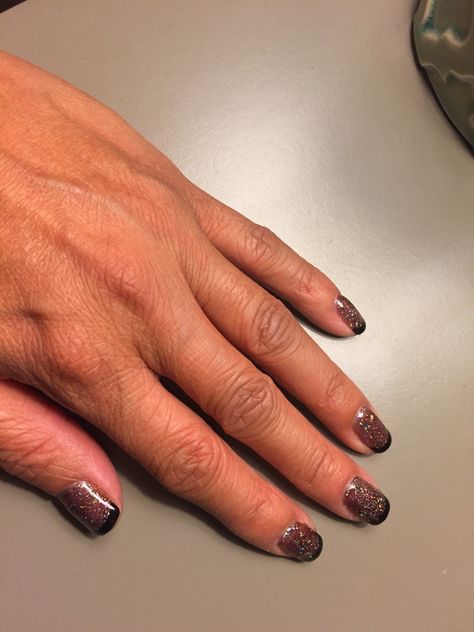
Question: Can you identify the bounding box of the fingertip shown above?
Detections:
[97,501,121,535]
[335,295,367,336]
[57,481,121,536]
[372,431,392,454]
[276,521,324,562]
[352,406,392,454]
[343,477,391,526]
[353,320,367,336]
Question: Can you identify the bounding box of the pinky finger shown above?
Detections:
[0,379,121,535]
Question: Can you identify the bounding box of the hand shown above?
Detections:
[0,51,390,561]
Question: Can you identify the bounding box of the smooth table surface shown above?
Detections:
[1,1,473,631]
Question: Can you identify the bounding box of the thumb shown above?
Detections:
[0,379,122,535]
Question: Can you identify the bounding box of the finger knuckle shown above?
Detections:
[192,191,228,238]
[318,370,349,412]
[244,224,279,266]
[300,445,341,491]
[215,371,280,441]
[132,178,197,246]
[246,297,296,357]
[159,429,225,496]
[40,325,102,387]
[100,244,156,316]
[295,264,324,302]
[240,485,283,528]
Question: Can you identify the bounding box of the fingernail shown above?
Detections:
[335,295,366,335]
[57,481,120,535]
[344,477,390,525]
[277,522,323,561]
[354,406,391,453]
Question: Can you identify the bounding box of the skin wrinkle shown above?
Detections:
[152,420,226,496]
[192,193,230,239]
[191,192,245,244]
[49,92,180,183]
[191,259,245,315]
[24,329,140,436]
[144,291,213,378]
[300,444,343,494]
[218,374,282,444]
[101,379,169,461]
[293,261,331,307]
[237,484,282,531]
[243,224,283,270]
[243,296,298,358]
[316,367,352,413]
[0,431,58,482]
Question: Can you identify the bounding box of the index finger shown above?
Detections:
[192,190,366,337]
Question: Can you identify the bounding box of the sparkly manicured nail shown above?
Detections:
[354,406,391,453]
[335,295,366,335]
[57,481,120,535]
[277,522,323,561]
[344,477,390,525]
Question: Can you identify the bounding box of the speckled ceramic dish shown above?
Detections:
[413,0,474,149]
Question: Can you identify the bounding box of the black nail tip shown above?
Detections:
[97,503,120,535]
[343,478,391,526]
[353,321,367,335]
[307,533,323,561]
[372,432,392,453]
[335,295,366,335]
[292,533,323,562]
[278,522,323,561]
[367,497,391,526]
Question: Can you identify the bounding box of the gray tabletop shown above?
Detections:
[1,1,473,631]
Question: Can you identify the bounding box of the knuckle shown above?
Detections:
[246,297,296,357]
[318,370,349,412]
[100,244,155,316]
[240,484,284,528]
[41,326,103,388]
[192,190,227,238]
[131,177,196,244]
[159,428,225,496]
[215,371,280,440]
[244,224,279,266]
[33,323,131,412]
[300,445,341,491]
[295,264,324,302]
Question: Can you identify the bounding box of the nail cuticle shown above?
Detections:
[343,477,390,525]
[57,481,120,536]
[277,522,323,562]
[335,294,366,335]
[353,406,391,453]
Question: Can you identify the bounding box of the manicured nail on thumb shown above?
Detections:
[57,481,120,535]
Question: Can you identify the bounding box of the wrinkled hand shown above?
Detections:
[0,51,390,561]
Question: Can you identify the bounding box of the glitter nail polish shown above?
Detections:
[354,406,391,453]
[344,477,390,525]
[277,522,323,561]
[57,481,120,535]
[335,295,366,335]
